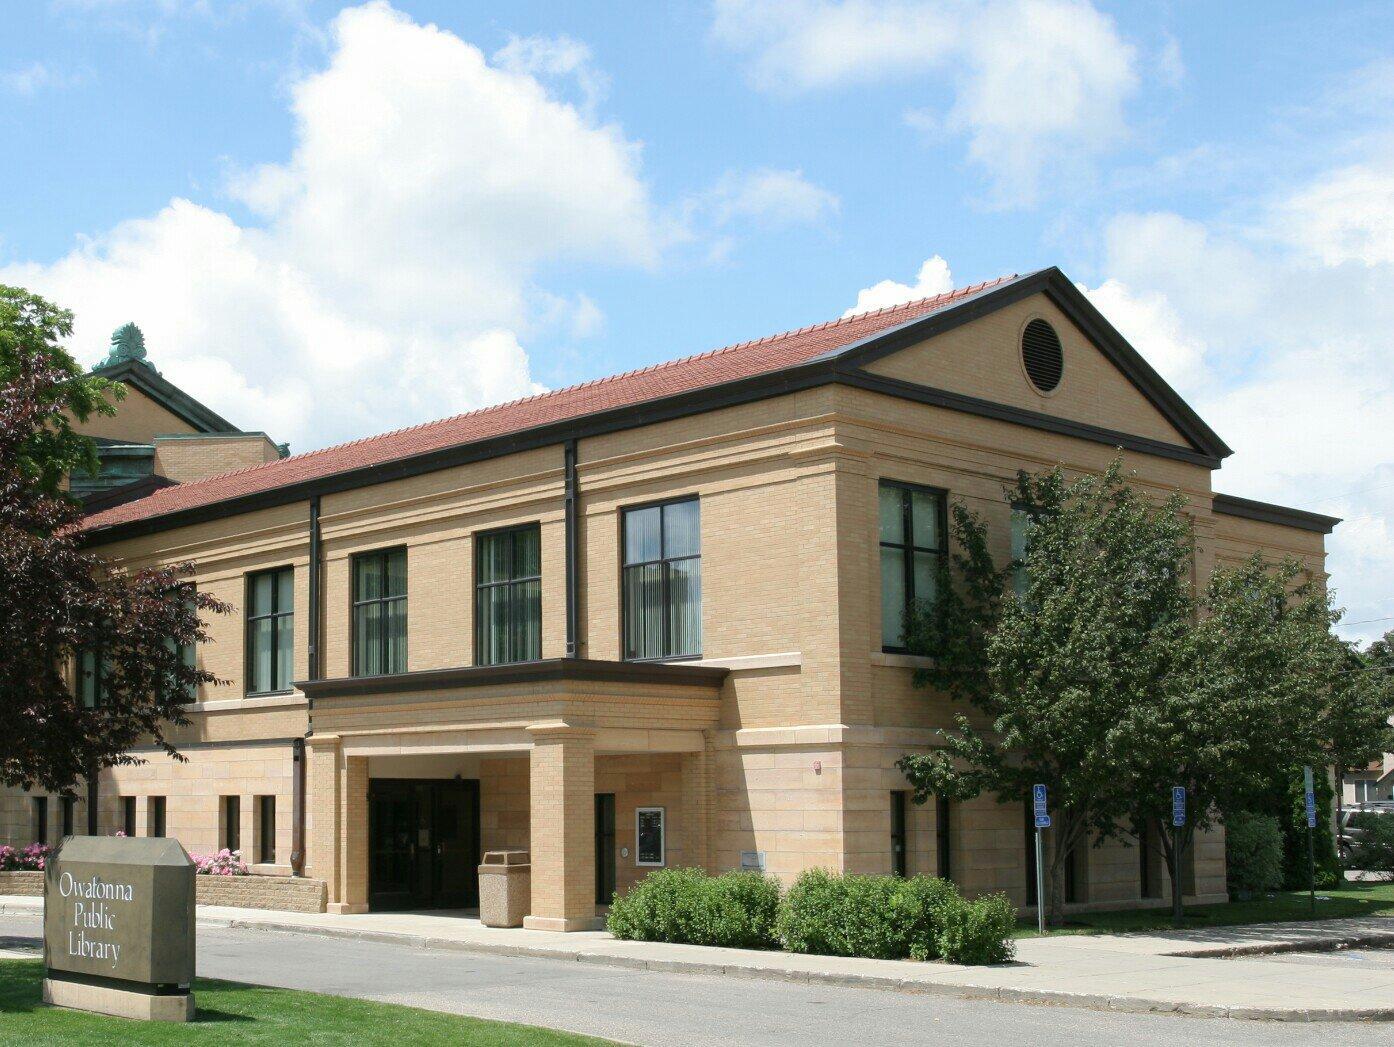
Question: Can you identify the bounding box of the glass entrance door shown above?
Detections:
[369,778,481,911]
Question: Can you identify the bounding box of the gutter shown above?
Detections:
[292,496,321,878]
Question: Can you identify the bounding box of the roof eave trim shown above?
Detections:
[79,358,841,546]
[93,359,243,435]
[294,657,730,699]
[833,267,1233,463]
[1212,492,1340,534]
[840,370,1221,468]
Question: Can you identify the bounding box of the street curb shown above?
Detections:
[1166,929,1394,959]
[5,900,1392,1022]
[211,916,1394,1023]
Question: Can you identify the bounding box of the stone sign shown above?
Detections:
[43,836,196,1022]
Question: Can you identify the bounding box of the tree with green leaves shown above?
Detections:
[0,286,119,495]
[1118,558,1385,917]
[0,285,227,794]
[896,457,1390,926]
[896,460,1195,925]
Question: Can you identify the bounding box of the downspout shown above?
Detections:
[564,440,580,658]
[292,495,321,876]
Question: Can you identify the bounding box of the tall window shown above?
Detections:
[935,796,952,882]
[247,567,294,693]
[76,648,106,709]
[258,795,277,864]
[622,498,701,660]
[879,482,947,650]
[1010,506,1033,599]
[475,526,541,666]
[164,584,199,701]
[891,791,909,877]
[149,796,167,838]
[32,797,47,845]
[60,797,75,838]
[223,796,241,852]
[353,549,407,677]
[121,796,136,837]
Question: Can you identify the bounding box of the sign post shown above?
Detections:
[1303,765,1317,918]
[1032,784,1050,935]
[1171,786,1186,927]
[43,836,195,1022]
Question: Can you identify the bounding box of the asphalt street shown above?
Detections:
[2,914,1390,1046]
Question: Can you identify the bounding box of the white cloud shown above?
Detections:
[1078,278,1208,389]
[843,255,954,316]
[3,2,662,451]
[1088,160,1394,645]
[492,34,610,116]
[701,168,840,228]
[711,0,956,92]
[2,62,86,95]
[1272,163,1394,267]
[713,0,1139,205]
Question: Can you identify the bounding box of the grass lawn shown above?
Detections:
[0,958,613,1046]
[1014,878,1394,938]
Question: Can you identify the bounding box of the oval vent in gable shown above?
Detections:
[1021,318,1064,394]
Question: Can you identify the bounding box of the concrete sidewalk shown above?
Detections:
[5,896,1393,1021]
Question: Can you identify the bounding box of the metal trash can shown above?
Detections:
[478,850,531,928]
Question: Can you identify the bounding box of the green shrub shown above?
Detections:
[933,891,1017,965]
[1348,813,1394,877]
[1224,811,1284,897]
[777,869,913,958]
[606,868,780,949]
[775,870,1004,963]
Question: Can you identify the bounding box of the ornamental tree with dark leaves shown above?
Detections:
[0,285,227,793]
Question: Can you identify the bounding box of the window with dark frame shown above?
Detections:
[223,795,241,852]
[259,795,276,864]
[879,482,947,651]
[150,796,166,838]
[935,795,952,882]
[122,796,136,837]
[76,648,106,709]
[352,548,407,677]
[164,583,199,701]
[891,791,908,877]
[1010,506,1033,599]
[475,525,542,666]
[247,567,294,693]
[622,498,701,661]
[32,797,47,845]
[60,797,75,838]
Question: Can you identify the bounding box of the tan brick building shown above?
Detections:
[3,270,1336,928]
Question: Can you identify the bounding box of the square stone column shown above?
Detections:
[523,724,597,931]
[336,755,369,914]
[305,736,341,899]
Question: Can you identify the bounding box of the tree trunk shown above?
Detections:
[1155,817,1192,928]
[1046,811,1086,927]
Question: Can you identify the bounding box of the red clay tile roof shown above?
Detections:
[82,276,1017,533]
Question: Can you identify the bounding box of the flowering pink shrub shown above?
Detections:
[0,843,52,871]
[188,848,248,876]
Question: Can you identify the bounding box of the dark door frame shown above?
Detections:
[368,778,481,912]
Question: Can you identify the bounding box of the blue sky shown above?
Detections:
[2,1,1392,644]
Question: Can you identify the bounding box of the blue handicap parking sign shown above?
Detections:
[1303,766,1317,829]
[1171,786,1186,827]
[1032,784,1050,828]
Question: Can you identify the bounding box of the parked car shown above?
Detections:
[1339,802,1394,860]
